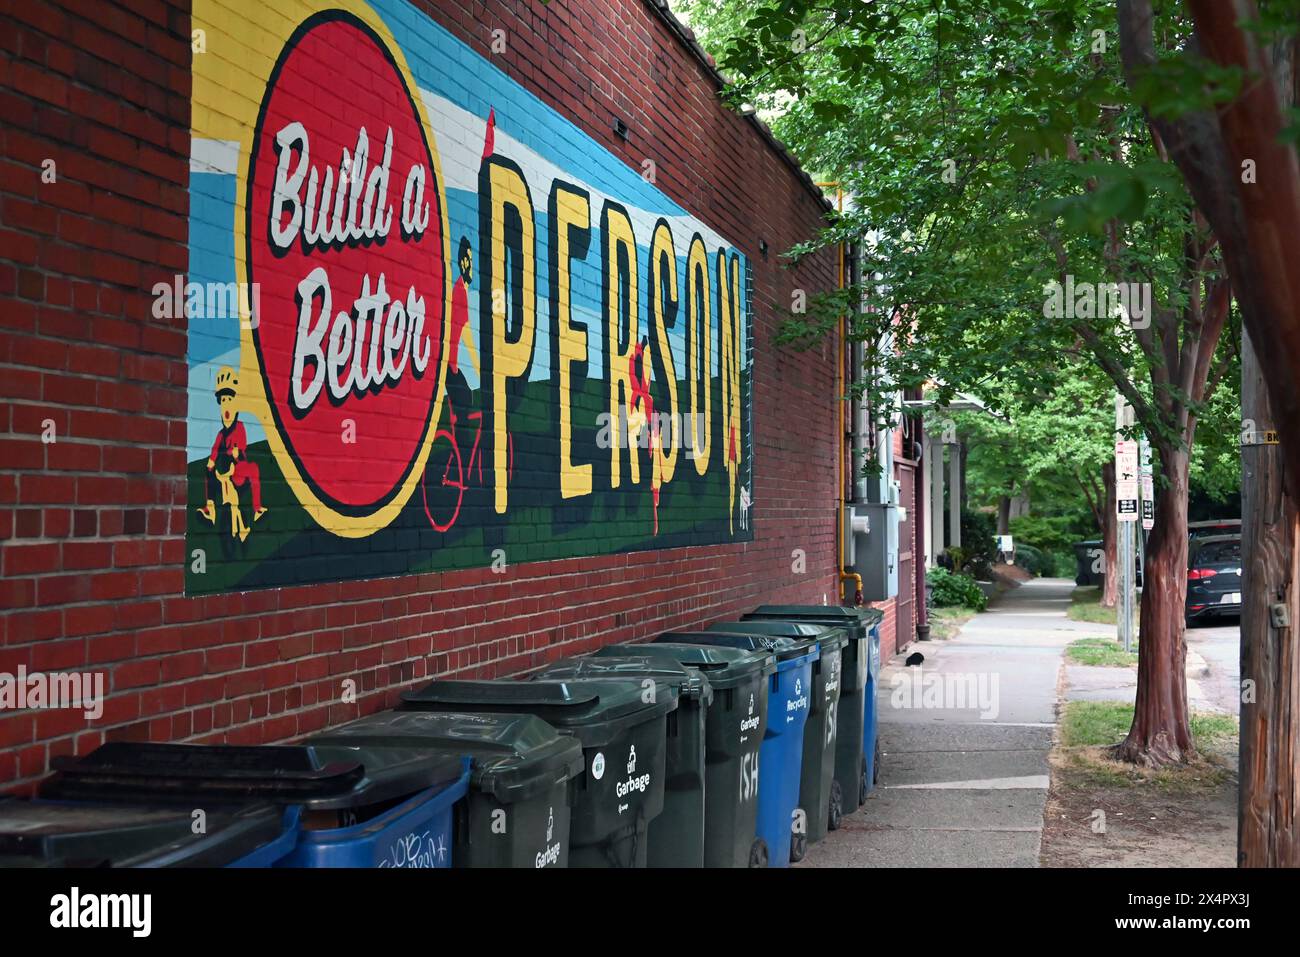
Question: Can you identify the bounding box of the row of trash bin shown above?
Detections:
[0,605,882,869]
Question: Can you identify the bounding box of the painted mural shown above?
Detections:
[185,0,753,594]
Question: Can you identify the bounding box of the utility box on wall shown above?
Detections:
[845,498,900,602]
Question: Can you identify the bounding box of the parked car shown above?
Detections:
[1188,518,1241,542]
[1185,534,1242,625]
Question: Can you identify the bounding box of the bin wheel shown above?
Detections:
[748,838,769,869]
[874,738,882,785]
[790,832,808,863]
[861,766,870,804]
[828,780,844,831]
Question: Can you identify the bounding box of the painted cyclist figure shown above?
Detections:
[450,236,480,383]
[447,236,481,461]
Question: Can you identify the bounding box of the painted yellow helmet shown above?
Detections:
[214,366,239,399]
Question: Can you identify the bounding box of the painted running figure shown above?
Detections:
[627,337,663,533]
[197,366,266,541]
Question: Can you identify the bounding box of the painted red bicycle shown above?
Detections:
[420,396,513,532]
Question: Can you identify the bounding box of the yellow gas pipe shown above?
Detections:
[816,181,863,607]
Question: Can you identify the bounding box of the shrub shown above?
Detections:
[961,510,996,579]
[927,566,988,611]
[1015,543,1076,578]
[1009,513,1091,554]
[1014,542,1049,576]
[1046,549,1076,577]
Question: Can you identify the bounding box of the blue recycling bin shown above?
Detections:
[0,797,302,868]
[861,610,883,794]
[744,605,871,809]
[655,629,817,868]
[43,741,470,869]
[229,806,302,867]
[278,764,469,868]
[706,619,845,860]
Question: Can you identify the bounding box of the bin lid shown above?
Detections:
[747,605,870,639]
[400,678,677,749]
[0,797,287,868]
[655,630,819,663]
[710,619,847,653]
[595,643,776,689]
[46,741,467,812]
[533,655,713,705]
[857,607,884,626]
[751,604,866,620]
[305,711,584,804]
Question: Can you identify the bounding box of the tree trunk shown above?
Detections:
[1102,461,1118,608]
[996,494,1011,536]
[1238,301,1300,865]
[1114,443,1194,766]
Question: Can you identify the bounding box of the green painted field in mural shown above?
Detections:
[185,375,751,594]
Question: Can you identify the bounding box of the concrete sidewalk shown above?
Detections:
[799,577,1083,868]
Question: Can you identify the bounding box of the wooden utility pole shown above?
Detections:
[1238,330,1300,867]
[1237,32,1300,868]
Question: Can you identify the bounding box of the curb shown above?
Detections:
[1185,650,1211,678]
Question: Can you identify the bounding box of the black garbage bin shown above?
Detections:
[857,608,884,797]
[0,795,299,868]
[1074,540,1104,587]
[400,678,675,868]
[306,710,584,868]
[595,643,774,867]
[531,655,710,867]
[745,605,871,809]
[705,620,845,859]
[655,630,817,868]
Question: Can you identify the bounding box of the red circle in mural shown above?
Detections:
[247,12,445,516]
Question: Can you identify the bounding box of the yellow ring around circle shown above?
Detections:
[215,0,452,539]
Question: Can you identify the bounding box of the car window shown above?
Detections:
[1195,540,1241,564]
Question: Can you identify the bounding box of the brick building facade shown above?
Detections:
[0,0,902,790]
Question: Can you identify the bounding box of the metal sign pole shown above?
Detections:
[1121,521,1133,653]
[1115,395,1138,652]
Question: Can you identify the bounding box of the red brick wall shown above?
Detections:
[0,0,837,789]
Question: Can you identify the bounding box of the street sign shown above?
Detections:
[1116,440,1139,522]
[1139,437,1154,530]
